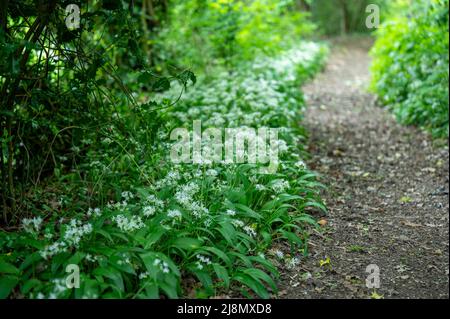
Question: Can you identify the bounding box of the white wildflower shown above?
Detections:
[63,220,93,247]
[226,209,236,216]
[206,169,218,177]
[274,250,284,259]
[142,205,156,217]
[167,209,182,219]
[287,257,300,269]
[121,191,134,201]
[87,207,102,218]
[196,254,212,265]
[231,219,245,228]
[112,215,145,232]
[243,226,257,238]
[271,179,290,194]
[146,195,164,208]
[22,216,43,234]
[139,272,150,279]
[295,160,307,169]
[255,184,266,191]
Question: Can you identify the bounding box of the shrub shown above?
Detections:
[370,0,449,137]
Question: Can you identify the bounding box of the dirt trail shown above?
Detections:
[280,38,449,299]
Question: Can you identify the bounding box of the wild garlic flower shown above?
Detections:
[195,254,212,270]
[287,257,300,269]
[40,241,67,259]
[271,179,290,194]
[243,226,257,238]
[87,207,101,218]
[22,216,43,234]
[121,191,134,201]
[143,206,156,217]
[112,215,145,232]
[63,220,93,247]
[146,195,164,208]
[206,169,218,177]
[155,170,181,189]
[196,254,212,265]
[154,259,170,273]
[295,160,307,169]
[226,209,236,216]
[231,219,245,228]
[255,184,266,191]
[167,209,182,219]
[139,272,150,280]
[274,250,284,259]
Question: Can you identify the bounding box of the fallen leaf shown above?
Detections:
[401,220,422,228]
[370,291,384,299]
[318,219,328,226]
[422,167,436,173]
[399,196,412,204]
[333,149,344,157]
[319,257,331,267]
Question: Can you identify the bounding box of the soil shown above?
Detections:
[278,37,449,299]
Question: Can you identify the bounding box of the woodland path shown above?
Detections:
[279,37,449,299]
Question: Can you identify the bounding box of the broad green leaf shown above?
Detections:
[0,257,19,275]
[0,275,18,299]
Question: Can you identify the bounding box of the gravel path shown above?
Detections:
[279,38,449,299]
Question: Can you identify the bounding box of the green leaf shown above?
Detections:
[216,221,236,245]
[152,77,171,92]
[300,201,327,213]
[234,203,262,220]
[143,227,165,249]
[202,246,232,268]
[213,263,230,289]
[280,230,304,247]
[140,252,181,277]
[0,257,19,275]
[233,273,269,299]
[171,237,204,251]
[243,268,277,292]
[143,283,160,299]
[294,214,317,225]
[249,256,278,276]
[92,267,124,292]
[159,275,178,299]
[191,269,214,295]
[20,279,41,295]
[20,252,42,271]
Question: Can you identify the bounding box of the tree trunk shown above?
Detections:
[339,0,350,34]
[296,0,311,11]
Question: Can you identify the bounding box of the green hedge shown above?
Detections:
[370,0,449,137]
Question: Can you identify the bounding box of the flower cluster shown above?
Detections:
[22,216,43,234]
[167,209,182,219]
[112,215,145,232]
[154,259,170,273]
[63,219,93,246]
[40,219,93,259]
[196,254,212,270]
[271,179,290,194]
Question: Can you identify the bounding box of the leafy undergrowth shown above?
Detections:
[0,42,328,299]
[370,0,449,138]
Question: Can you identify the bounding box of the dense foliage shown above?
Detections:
[299,0,389,35]
[0,42,328,299]
[0,0,328,299]
[370,0,449,137]
[156,0,315,72]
